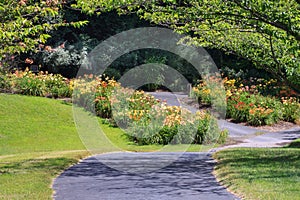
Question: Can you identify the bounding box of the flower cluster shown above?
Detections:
[110,87,226,145]
[1,68,71,97]
[193,76,300,126]
[72,75,120,118]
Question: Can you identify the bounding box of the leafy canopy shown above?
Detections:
[73,0,300,91]
[0,0,87,59]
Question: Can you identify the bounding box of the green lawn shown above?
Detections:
[213,148,300,200]
[0,94,208,199]
[0,94,88,199]
[0,94,86,155]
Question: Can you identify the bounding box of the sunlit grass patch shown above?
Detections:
[213,148,300,200]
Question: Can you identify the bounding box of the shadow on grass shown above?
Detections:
[0,157,78,175]
[286,139,300,148]
[214,148,300,184]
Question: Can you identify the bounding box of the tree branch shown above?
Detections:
[232,0,300,41]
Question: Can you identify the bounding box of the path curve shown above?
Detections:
[53,92,300,200]
[53,152,239,200]
[149,92,300,147]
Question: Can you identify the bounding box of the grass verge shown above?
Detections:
[213,148,300,200]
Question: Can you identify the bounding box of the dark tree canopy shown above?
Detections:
[73,0,300,91]
[1,0,299,92]
[0,0,87,64]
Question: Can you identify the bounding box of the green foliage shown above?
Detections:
[0,69,71,98]
[72,75,119,118]
[73,0,300,91]
[0,0,88,66]
[72,77,227,145]
[0,69,11,92]
[194,76,300,126]
[226,90,284,126]
[246,95,283,126]
[11,72,46,96]
[37,34,99,77]
[282,97,300,124]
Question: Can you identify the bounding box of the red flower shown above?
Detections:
[234,101,246,110]
[25,58,33,64]
[101,82,107,88]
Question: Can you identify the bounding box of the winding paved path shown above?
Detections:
[53,92,300,200]
[53,152,239,200]
[149,92,300,148]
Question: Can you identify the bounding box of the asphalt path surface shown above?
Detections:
[53,152,239,200]
[53,92,300,200]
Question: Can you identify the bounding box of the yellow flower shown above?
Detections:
[226,90,232,97]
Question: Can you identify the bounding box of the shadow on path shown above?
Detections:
[53,152,239,200]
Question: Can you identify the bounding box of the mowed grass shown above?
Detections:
[0,94,208,199]
[213,148,300,200]
[0,94,89,199]
[0,94,86,155]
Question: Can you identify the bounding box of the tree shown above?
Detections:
[73,0,300,91]
[0,0,87,68]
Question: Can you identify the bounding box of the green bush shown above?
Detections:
[0,71,10,92]
[226,92,252,122]
[226,90,284,126]
[282,98,300,123]
[0,70,72,98]
[43,74,71,98]
[124,108,227,145]
[72,76,119,118]
[11,74,45,96]
[194,76,300,126]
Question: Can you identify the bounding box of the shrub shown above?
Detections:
[43,73,71,98]
[192,76,225,107]
[9,70,46,96]
[123,103,226,145]
[0,70,11,92]
[194,76,299,126]
[195,111,225,144]
[226,92,252,122]
[192,82,212,105]
[250,95,283,126]
[227,91,283,126]
[74,78,227,145]
[217,129,229,144]
[0,69,72,98]
[282,97,300,123]
[72,75,119,118]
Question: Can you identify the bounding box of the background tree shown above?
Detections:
[73,0,300,91]
[0,0,87,69]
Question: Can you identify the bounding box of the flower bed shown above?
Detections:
[192,77,300,126]
[73,77,227,145]
[1,68,71,98]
